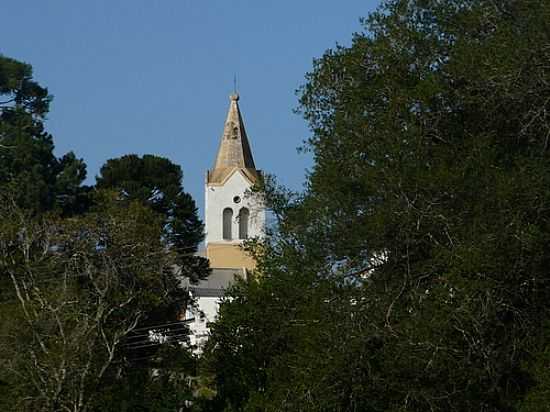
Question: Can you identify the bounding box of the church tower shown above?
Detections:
[205,93,265,270]
[185,93,265,351]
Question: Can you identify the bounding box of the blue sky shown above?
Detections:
[1,1,379,218]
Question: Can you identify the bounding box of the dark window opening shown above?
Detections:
[223,208,233,240]
[239,208,249,239]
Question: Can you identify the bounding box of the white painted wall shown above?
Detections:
[205,170,265,246]
[192,169,265,352]
[187,296,220,352]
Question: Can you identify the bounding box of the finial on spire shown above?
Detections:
[231,74,239,101]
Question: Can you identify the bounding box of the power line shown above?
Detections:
[122,335,190,350]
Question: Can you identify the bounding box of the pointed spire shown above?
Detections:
[207,94,259,184]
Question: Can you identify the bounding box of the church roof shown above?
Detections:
[183,268,245,297]
[207,94,259,185]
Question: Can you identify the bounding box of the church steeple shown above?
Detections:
[207,93,259,185]
[188,92,265,353]
[204,93,265,270]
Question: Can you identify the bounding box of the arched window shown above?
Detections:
[223,208,233,240]
[239,208,249,239]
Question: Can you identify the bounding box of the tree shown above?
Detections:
[0,54,87,215]
[0,54,50,117]
[0,191,198,411]
[0,56,207,411]
[96,154,208,282]
[205,1,550,411]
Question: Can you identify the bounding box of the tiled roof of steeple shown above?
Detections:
[207,94,259,184]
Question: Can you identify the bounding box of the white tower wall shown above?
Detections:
[205,170,265,245]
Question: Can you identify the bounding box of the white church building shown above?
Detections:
[184,93,265,350]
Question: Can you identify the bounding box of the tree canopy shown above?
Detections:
[0,56,208,411]
[204,1,550,411]
[0,54,87,214]
[4,0,550,408]
[96,154,209,282]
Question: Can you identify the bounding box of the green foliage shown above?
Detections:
[96,154,208,282]
[0,54,50,117]
[0,191,197,411]
[205,0,550,411]
[91,346,198,412]
[517,322,550,412]
[0,56,207,411]
[0,54,87,214]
